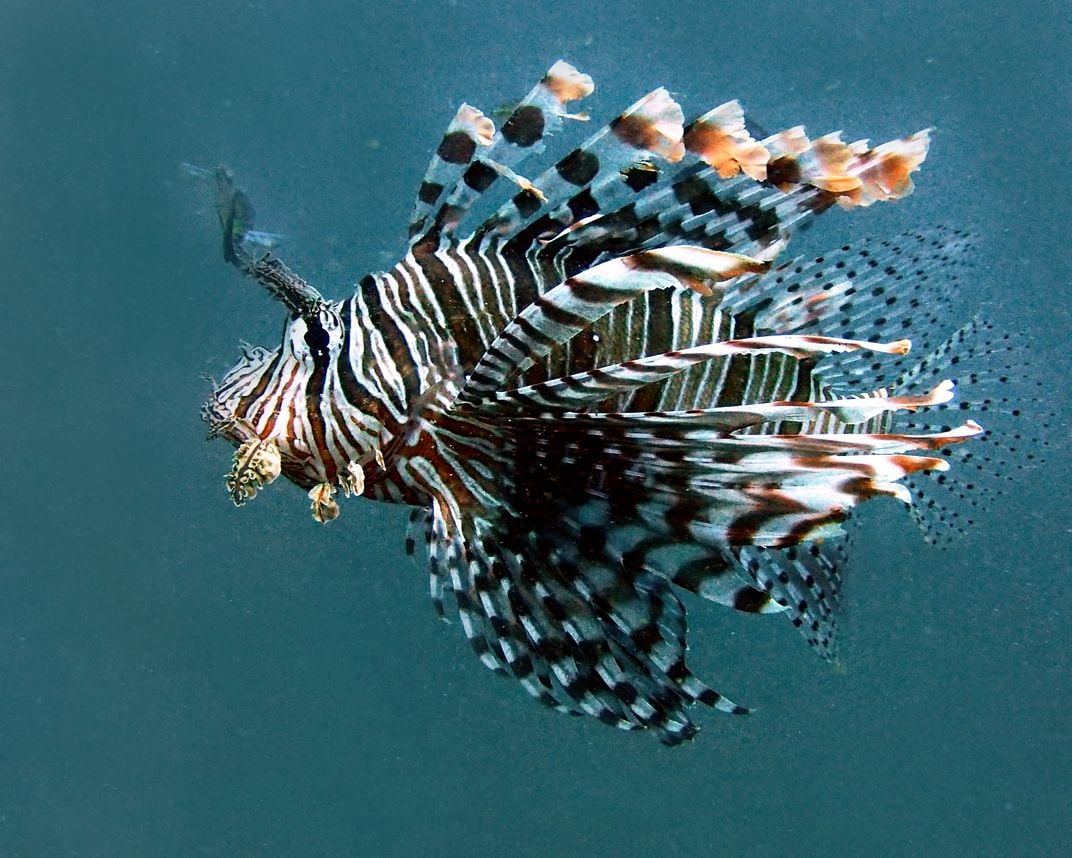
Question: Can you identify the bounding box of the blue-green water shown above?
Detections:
[3,2,1070,854]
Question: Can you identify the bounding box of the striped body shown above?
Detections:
[205,238,912,511]
[198,62,995,743]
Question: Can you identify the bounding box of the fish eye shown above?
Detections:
[303,319,331,363]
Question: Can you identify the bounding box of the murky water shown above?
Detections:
[3,1,1069,854]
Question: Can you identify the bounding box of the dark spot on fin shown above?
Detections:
[438,131,477,165]
[767,156,801,188]
[556,149,600,185]
[501,104,545,147]
[418,181,444,205]
[733,586,773,613]
[464,160,499,192]
[622,163,659,191]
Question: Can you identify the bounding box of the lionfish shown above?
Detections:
[195,61,1011,744]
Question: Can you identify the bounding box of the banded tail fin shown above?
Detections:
[891,323,1052,545]
[718,226,1046,546]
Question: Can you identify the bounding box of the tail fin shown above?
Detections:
[717,226,1047,545]
[891,322,1051,545]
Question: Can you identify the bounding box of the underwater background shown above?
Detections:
[2,0,1070,854]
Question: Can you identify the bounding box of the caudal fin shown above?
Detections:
[893,321,1051,545]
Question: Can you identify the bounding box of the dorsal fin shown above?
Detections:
[477,87,687,241]
[406,103,496,242]
[408,61,594,246]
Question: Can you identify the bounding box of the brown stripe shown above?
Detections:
[336,298,385,418]
[327,384,366,457]
[358,274,420,412]
[236,348,282,418]
[305,360,336,482]
[411,246,486,368]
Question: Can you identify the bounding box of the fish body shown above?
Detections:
[196,61,1001,744]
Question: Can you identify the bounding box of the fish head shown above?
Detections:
[202,300,369,505]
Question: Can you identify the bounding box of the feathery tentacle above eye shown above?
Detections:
[211,165,326,319]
